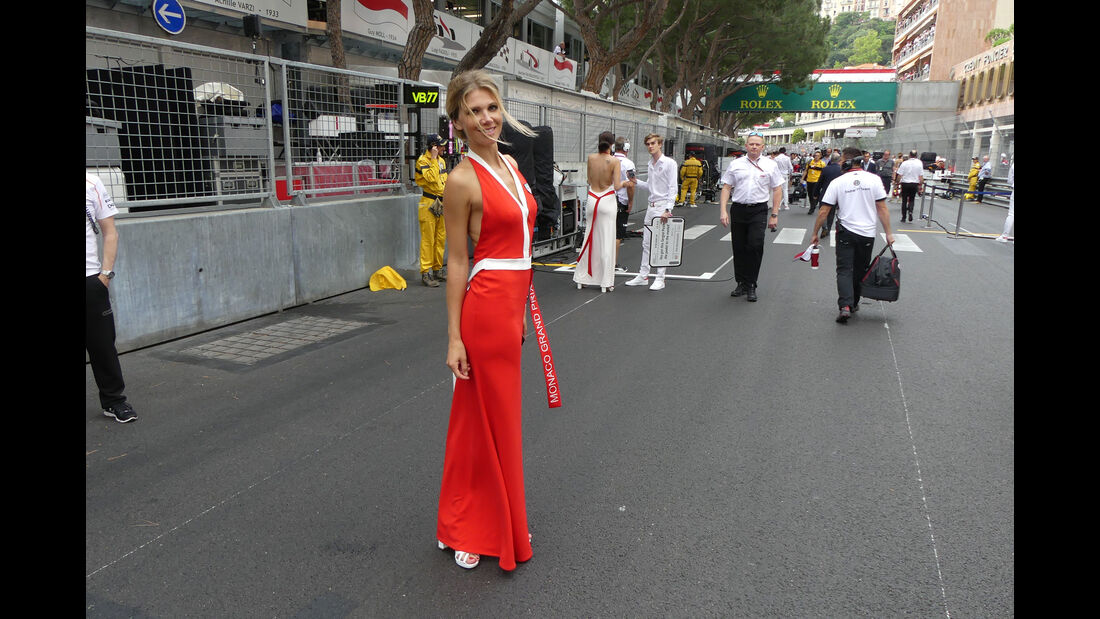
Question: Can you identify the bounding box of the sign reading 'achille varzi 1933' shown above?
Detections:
[720,82,897,113]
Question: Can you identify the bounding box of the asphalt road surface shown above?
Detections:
[87,193,1013,617]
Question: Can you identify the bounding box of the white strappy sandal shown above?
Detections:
[437,540,480,569]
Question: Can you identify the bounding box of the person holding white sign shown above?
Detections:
[624,133,678,291]
[575,130,633,292]
[718,133,785,302]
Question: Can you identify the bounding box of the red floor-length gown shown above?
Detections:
[437,150,536,571]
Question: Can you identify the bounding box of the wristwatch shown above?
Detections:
[769,212,778,217]
[100,270,115,280]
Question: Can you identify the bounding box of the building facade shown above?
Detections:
[893,0,1013,83]
[819,0,898,21]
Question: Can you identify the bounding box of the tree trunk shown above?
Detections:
[326,0,351,113]
[452,0,542,78]
[398,0,436,81]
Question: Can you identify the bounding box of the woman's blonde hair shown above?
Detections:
[446,69,536,143]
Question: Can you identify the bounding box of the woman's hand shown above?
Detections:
[447,339,470,380]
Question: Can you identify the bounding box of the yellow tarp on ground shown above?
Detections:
[369,266,407,291]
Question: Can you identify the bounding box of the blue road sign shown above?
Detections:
[153,0,186,35]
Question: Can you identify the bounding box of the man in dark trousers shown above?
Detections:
[86,173,137,423]
[809,148,895,323]
[816,151,843,237]
[717,133,785,302]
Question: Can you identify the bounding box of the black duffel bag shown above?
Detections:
[860,245,901,301]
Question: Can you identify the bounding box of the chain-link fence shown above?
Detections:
[86,27,425,214]
[861,113,1014,181]
[87,26,744,215]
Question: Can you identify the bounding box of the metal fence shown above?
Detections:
[86,27,740,215]
[501,96,737,186]
[858,113,1014,180]
[86,27,420,214]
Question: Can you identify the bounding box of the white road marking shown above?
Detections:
[886,233,922,252]
[683,225,715,239]
[773,227,806,245]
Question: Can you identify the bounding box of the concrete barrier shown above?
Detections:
[107,194,420,353]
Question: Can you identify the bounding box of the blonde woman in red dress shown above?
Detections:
[436,70,539,571]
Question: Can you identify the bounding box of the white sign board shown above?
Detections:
[844,127,878,138]
[483,32,515,74]
[190,0,309,30]
[427,10,476,62]
[340,1,577,92]
[346,0,411,45]
[648,217,684,268]
[548,53,577,90]
[308,115,357,137]
[513,41,550,83]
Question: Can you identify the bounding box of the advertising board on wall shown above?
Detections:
[342,0,576,90]
[191,0,310,30]
[720,81,898,113]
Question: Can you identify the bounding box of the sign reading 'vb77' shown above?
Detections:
[720,82,897,113]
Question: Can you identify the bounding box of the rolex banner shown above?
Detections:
[720,82,897,113]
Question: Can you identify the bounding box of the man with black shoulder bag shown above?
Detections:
[810,147,895,323]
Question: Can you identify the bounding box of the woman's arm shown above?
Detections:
[443,163,475,380]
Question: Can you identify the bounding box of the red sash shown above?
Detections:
[578,190,609,276]
[527,284,561,408]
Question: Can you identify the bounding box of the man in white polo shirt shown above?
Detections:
[87,172,138,423]
[718,133,785,302]
[625,133,678,291]
[895,150,924,223]
[774,147,793,210]
[811,147,896,323]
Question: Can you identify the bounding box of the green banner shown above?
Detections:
[720,81,897,113]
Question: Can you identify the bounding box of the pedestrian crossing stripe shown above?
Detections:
[772,227,806,245]
[884,233,922,252]
[683,225,715,239]
[719,227,922,251]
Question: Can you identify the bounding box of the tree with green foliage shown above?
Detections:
[791,128,806,143]
[675,0,829,131]
[825,11,894,68]
[985,24,1014,47]
[547,0,672,95]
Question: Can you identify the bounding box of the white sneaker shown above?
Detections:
[625,275,648,286]
[649,278,665,291]
[995,235,1010,242]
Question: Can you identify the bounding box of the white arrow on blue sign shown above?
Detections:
[153,0,187,35]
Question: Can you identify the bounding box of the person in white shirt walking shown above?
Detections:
[810,148,895,323]
[976,156,993,203]
[625,133,678,291]
[717,133,785,302]
[86,173,138,423]
[613,136,636,269]
[996,162,1014,242]
[895,150,924,223]
[774,147,793,210]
